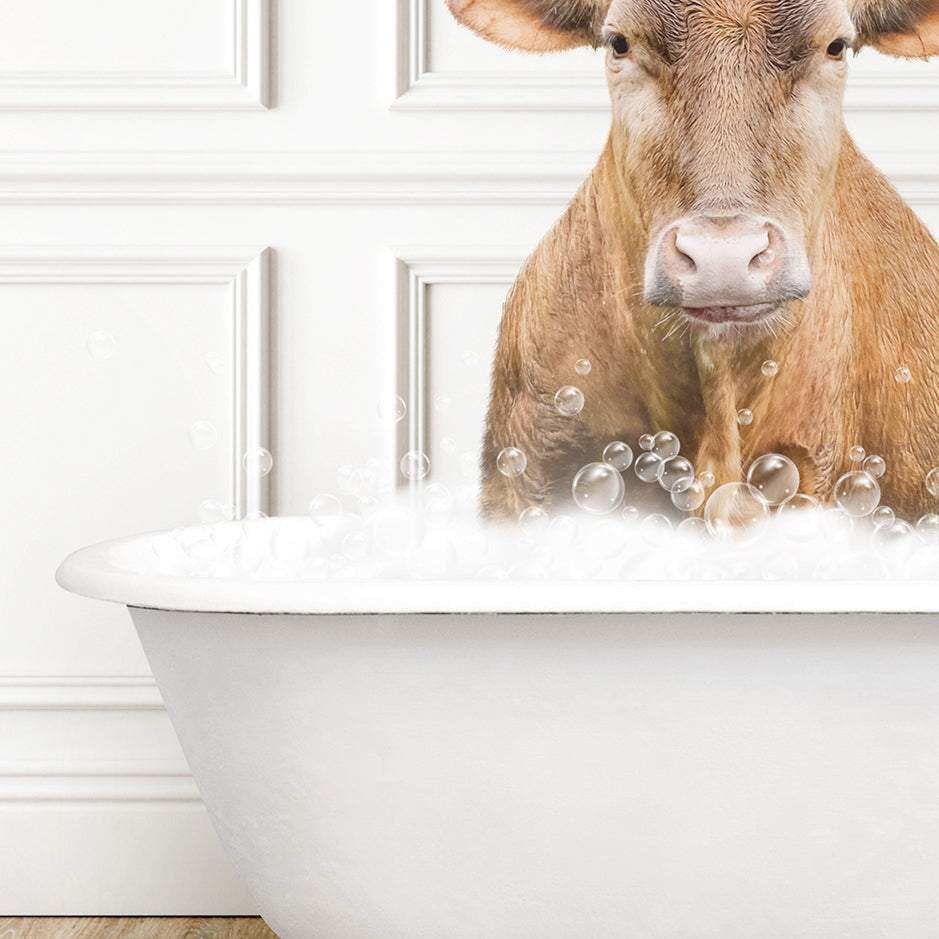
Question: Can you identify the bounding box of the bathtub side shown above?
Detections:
[131,607,939,939]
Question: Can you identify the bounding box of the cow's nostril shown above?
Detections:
[675,247,696,274]
[670,229,697,274]
[749,246,776,273]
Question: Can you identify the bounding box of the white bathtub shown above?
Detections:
[57,519,939,939]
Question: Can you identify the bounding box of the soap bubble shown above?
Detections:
[640,513,673,547]
[895,366,912,384]
[849,446,866,462]
[762,552,801,580]
[677,516,709,540]
[408,534,458,579]
[198,500,235,524]
[87,330,116,360]
[422,483,455,526]
[660,456,694,493]
[776,494,821,541]
[575,358,592,376]
[309,493,342,525]
[478,565,509,580]
[737,409,753,426]
[455,484,478,515]
[871,505,895,529]
[820,508,854,542]
[761,360,778,377]
[704,483,770,543]
[916,514,939,544]
[243,448,273,478]
[519,506,550,536]
[639,434,654,451]
[572,462,625,515]
[871,518,916,561]
[182,538,216,570]
[671,479,706,511]
[374,506,425,555]
[602,441,634,472]
[507,560,549,581]
[746,453,799,506]
[459,452,478,480]
[351,495,379,519]
[377,394,407,423]
[592,520,628,558]
[211,525,241,551]
[652,431,680,459]
[233,537,265,574]
[433,395,451,412]
[366,457,392,478]
[863,455,886,478]
[698,471,715,489]
[189,421,217,451]
[834,471,880,517]
[440,437,457,454]
[336,465,365,494]
[461,527,490,564]
[270,524,311,569]
[400,450,430,480]
[908,546,939,579]
[548,514,578,547]
[634,451,664,482]
[497,447,527,477]
[342,531,371,563]
[621,505,640,524]
[554,386,585,416]
[926,467,939,497]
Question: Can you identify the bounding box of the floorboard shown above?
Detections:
[0,920,279,939]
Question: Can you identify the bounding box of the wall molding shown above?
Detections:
[0,760,200,804]
[392,247,525,492]
[0,676,200,806]
[0,150,591,205]
[0,245,271,518]
[395,69,939,114]
[0,151,934,205]
[0,675,162,710]
[394,0,939,112]
[0,0,269,110]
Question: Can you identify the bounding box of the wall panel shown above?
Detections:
[0,0,268,109]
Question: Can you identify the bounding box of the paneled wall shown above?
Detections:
[1,0,937,913]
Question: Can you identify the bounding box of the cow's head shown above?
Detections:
[447,0,939,339]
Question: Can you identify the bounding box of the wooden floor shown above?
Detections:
[0,921,278,939]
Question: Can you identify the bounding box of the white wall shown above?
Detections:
[1,0,938,914]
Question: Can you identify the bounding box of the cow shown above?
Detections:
[446,0,939,523]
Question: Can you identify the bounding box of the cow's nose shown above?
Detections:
[644,215,811,310]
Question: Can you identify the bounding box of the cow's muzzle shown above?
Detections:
[644,214,811,324]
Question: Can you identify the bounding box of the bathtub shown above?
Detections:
[57,518,939,939]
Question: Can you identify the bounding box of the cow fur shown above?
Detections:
[450,0,939,521]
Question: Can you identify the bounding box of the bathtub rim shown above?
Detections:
[55,521,939,615]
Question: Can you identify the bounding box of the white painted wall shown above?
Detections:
[0,0,938,916]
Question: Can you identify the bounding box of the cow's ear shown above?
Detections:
[446,0,610,53]
[850,0,939,57]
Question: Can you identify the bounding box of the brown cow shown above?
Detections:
[447,0,939,522]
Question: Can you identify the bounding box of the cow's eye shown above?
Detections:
[826,38,847,59]
[606,33,630,57]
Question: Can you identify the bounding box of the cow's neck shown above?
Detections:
[597,127,939,503]
[678,129,896,496]
[734,127,939,508]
